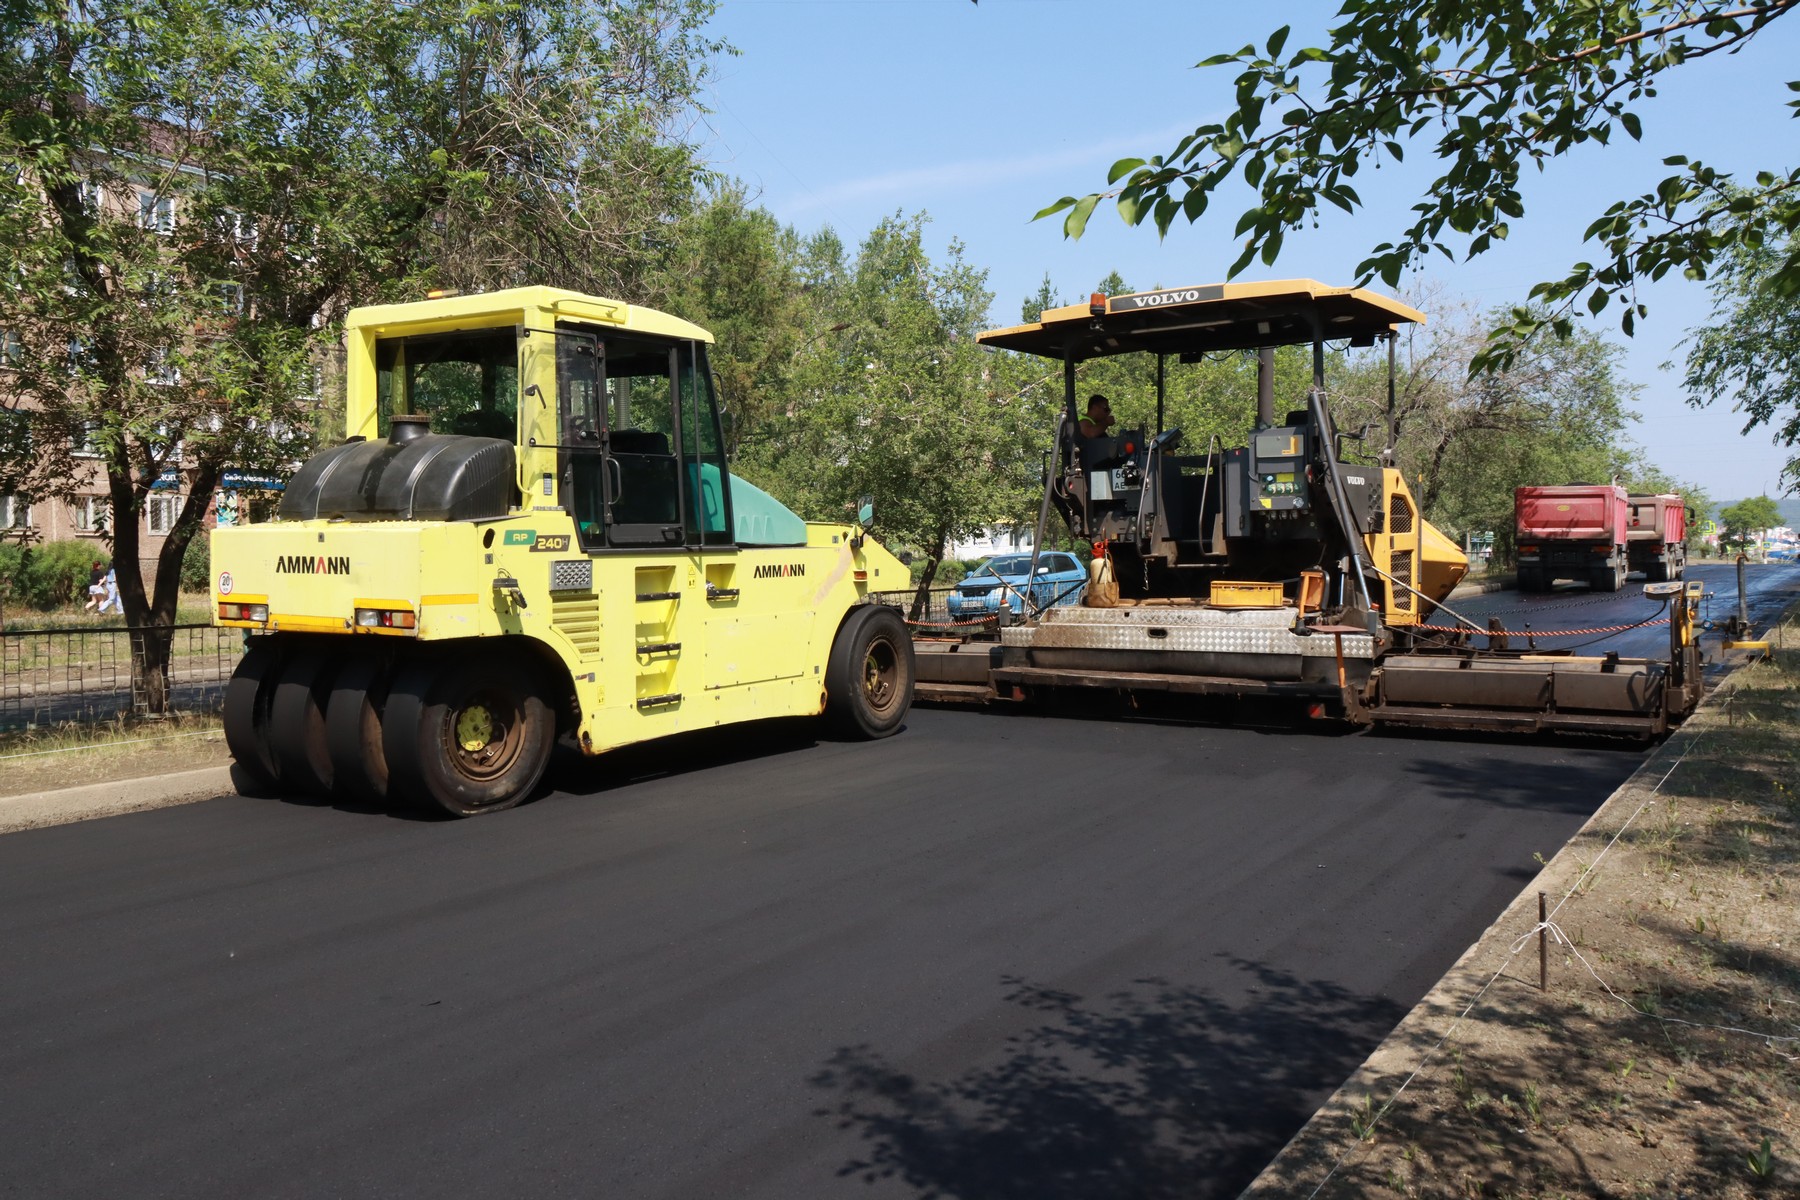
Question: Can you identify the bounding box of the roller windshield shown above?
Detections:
[375,329,519,440]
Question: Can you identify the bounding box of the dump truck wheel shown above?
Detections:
[382,651,554,817]
[269,649,339,797]
[824,605,914,740]
[326,655,390,806]
[223,637,284,793]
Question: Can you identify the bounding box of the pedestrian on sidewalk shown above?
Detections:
[83,561,106,613]
[99,566,122,616]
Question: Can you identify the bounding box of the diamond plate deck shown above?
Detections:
[1002,605,1376,659]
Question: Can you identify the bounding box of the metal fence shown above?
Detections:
[0,623,244,728]
[870,587,1007,636]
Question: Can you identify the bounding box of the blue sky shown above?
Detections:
[696,0,1800,503]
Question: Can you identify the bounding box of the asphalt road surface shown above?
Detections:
[2,708,1645,1199]
[1448,561,1800,662]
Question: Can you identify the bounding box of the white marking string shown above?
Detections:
[1508,917,1800,1044]
[1302,718,1710,1197]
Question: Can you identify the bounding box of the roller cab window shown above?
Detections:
[375,329,520,441]
[557,330,733,551]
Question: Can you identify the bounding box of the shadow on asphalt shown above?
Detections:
[543,715,830,799]
[809,963,1404,1200]
[1400,750,1640,815]
[961,691,1367,737]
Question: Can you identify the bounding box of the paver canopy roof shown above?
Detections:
[976,278,1424,361]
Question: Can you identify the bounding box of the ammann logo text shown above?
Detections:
[752,562,806,579]
[275,554,351,575]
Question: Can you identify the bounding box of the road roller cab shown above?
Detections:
[214,287,913,816]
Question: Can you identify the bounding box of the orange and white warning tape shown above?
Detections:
[1416,617,1670,637]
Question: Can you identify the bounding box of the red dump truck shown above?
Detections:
[1626,492,1689,582]
[1515,484,1629,592]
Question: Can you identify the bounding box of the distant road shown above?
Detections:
[1448,561,1799,662]
[0,707,1642,1198]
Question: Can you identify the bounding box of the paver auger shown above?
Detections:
[214,288,914,816]
[910,280,1705,737]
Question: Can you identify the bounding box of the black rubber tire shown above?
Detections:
[382,650,554,817]
[1515,568,1542,593]
[1645,561,1668,584]
[269,649,339,797]
[824,605,914,740]
[326,654,390,806]
[223,637,284,793]
[1593,563,1622,592]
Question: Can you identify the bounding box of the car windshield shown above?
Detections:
[977,556,1037,578]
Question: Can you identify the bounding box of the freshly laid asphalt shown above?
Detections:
[0,706,1644,1199]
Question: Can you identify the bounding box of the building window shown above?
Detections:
[72,495,110,533]
[0,407,29,458]
[71,423,99,457]
[0,494,30,530]
[139,191,174,235]
[217,282,246,314]
[146,348,180,386]
[227,210,258,250]
[0,328,20,367]
[146,493,181,536]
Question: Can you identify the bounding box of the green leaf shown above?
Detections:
[1227,238,1258,279]
[1153,195,1179,238]
[1116,189,1144,226]
[1620,111,1642,141]
[1033,196,1077,222]
[1064,193,1100,240]
[1265,25,1289,60]
[1107,157,1147,185]
[1259,229,1284,266]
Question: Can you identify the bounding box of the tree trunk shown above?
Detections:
[908,530,949,622]
[113,455,223,716]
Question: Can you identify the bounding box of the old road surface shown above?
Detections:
[3,706,1647,1198]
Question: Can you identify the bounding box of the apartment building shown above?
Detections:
[1,126,291,593]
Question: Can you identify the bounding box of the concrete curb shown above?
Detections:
[1447,572,1514,600]
[1239,616,1786,1197]
[0,765,235,835]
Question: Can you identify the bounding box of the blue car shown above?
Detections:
[946,552,1087,618]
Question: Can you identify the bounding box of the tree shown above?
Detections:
[1021,273,1058,323]
[1039,2,1800,370]
[1677,225,1800,490]
[1328,295,1649,560]
[655,184,808,458]
[1718,494,1783,550]
[741,214,1052,614]
[1,0,720,710]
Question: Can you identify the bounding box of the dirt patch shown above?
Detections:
[1253,626,1800,1198]
[0,718,230,798]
